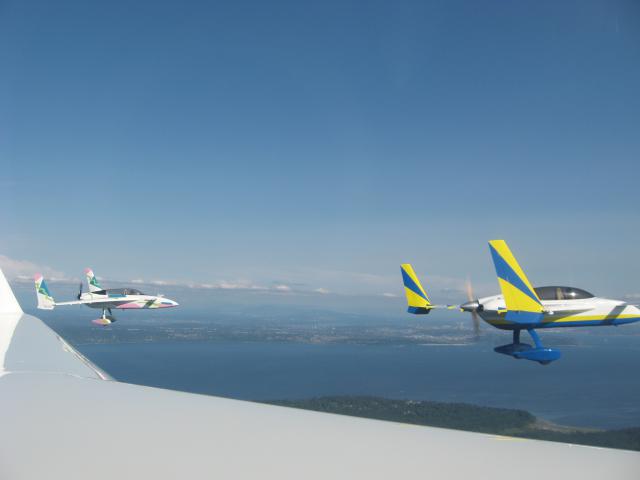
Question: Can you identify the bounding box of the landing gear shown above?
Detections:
[494,329,561,365]
[92,308,116,326]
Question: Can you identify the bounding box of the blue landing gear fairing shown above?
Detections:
[401,240,640,365]
[494,329,561,365]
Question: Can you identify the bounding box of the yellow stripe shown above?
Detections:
[543,314,640,323]
[498,279,543,314]
[405,288,429,308]
[489,240,542,304]
[485,318,513,326]
[401,264,430,303]
[486,313,640,326]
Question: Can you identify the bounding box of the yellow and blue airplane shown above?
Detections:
[401,240,640,364]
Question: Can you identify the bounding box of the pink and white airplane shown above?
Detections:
[34,268,178,325]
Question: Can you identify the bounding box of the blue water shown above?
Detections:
[77,340,640,429]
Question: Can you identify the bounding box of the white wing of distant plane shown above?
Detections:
[0,269,638,479]
[52,299,106,306]
[53,298,131,306]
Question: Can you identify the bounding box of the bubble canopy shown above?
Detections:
[95,288,145,296]
[534,286,594,301]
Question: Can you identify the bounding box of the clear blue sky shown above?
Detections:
[1,0,639,299]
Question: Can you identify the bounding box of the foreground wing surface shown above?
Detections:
[0,270,638,479]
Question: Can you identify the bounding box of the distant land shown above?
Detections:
[269,396,640,451]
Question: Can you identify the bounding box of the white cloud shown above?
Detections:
[183,280,295,293]
[0,256,489,301]
[128,268,486,299]
[0,254,67,282]
[275,267,478,299]
[127,278,256,291]
[218,281,267,291]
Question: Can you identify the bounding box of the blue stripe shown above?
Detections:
[401,268,427,301]
[489,245,541,306]
[40,279,51,296]
[407,306,431,315]
[497,317,640,330]
[505,311,544,324]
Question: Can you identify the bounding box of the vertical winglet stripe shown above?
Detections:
[489,241,543,321]
[400,265,430,302]
[490,241,539,297]
[489,242,541,307]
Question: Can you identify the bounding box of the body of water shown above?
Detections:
[77,340,640,429]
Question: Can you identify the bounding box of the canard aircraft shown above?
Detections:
[34,268,178,325]
[402,240,640,364]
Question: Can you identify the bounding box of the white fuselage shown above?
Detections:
[477,294,640,330]
[79,291,179,310]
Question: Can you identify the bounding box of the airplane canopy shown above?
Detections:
[102,288,144,295]
[534,286,594,301]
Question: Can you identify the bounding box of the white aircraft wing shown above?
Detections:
[52,299,98,306]
[53,298,137,307]
[0,270,638,479]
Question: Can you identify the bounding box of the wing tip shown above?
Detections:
[0,268,24,314]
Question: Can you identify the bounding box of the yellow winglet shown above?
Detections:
[401,264,432,314]
[488,240,543,323]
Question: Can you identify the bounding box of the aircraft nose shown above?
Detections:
[160,299,179,307]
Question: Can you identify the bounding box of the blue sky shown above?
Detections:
[1,0,640,301]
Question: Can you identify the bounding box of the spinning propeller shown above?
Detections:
[76,282,83,300]
[460,277,481,337]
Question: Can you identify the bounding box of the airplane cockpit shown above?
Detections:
[534,286,594,301]
[111,288,144,295]
[94,288,145,296]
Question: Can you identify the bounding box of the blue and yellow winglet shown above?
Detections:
[401,264,432,314]
[488,240,544,324]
